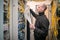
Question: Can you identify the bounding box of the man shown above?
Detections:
[29,4,49,40]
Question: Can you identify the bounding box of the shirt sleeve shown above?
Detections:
[30,9,38,18]
[34,20,49,36]
[35,27,45,34]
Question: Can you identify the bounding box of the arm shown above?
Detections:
[30,9,38,18]
[34,20,49,36]
[34,27,48,37]
[35,27,45,34]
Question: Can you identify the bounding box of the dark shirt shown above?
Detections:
[30,9,49,37]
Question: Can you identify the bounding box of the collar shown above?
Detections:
[39,12,44,16]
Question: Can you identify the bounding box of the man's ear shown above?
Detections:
[43,4,47,11]
[44,6,47,11]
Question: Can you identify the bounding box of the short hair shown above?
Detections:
[36,4,47,11]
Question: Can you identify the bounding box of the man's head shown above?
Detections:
[36,4,47,13]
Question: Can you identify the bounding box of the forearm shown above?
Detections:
[35,27,45,34]
[30,9,37,18]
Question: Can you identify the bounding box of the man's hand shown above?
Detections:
[29,24,35,30]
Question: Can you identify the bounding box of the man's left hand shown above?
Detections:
[29,24,35,30]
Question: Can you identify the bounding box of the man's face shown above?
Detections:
[37,5,45,13]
